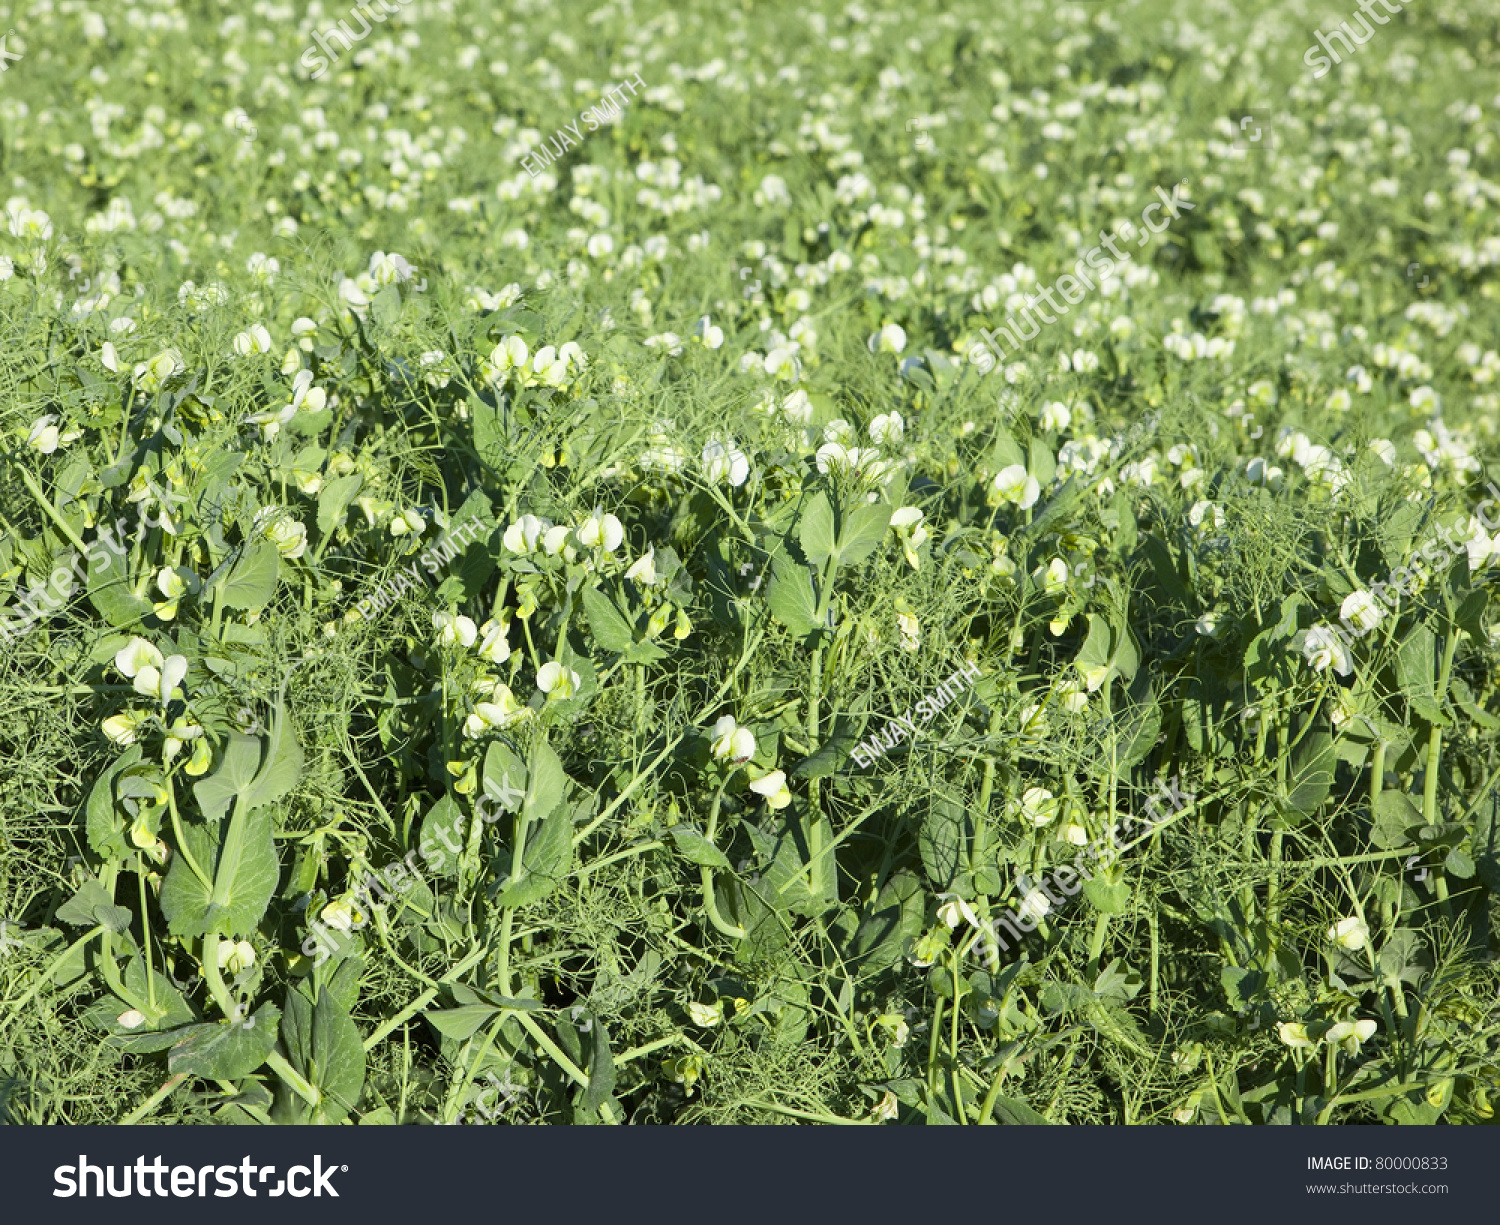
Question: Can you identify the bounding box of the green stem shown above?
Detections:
[16,464,89,553]
[0,926,105,1039]
[119,1073,188,1125]
[265,1051,321,1107]
[699,778,747,940]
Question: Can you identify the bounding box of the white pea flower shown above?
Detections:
[532,345,570,388]
[289,368,328,414]
[368,250,416,286]
[485,335,531,386]
[1011,786,1059,827]
[693,315,724,348]
[536,661,581,700]
[702,439,750,488]
[232,324,273,357]
[937,894,980,931]
[434,612,478,648]
[1340,591,1383,635]
[748,769,791,810]
[134,347,185,394]
[153,566,199,621]
[542,524,577,560]
[897,610,920,651]
[763,345,801,380]
[216,939,256,975]
[890,506,928,570]
[117,1009,147,1031]
[1328,917,1369,949]
[868,323,907,354]
[465,683,529,736]
[389,508,426,537]
[710,715,756,764]
[1041,401,1071,432]
[1278,1022,1315,1050]
[260,514,308,560]
[1017,888,1053,923]
[476,618,512,664]
[992,464,1041,510]
[868,412,904,445]
[686,1001,723,1028]
[1037,556,1070,595]
[576,512,624,552]
[26,414,80,454]
[1303,625,1353,676]
[625,548,658,586]
[102,710,150,746]
[503,514,549,554]
[1325,1018,1377,1056]
[116,639,188,706]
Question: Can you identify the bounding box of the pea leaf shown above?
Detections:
[798,492,837,567]
[768,554,823,637]
[838,502,892,565]
[219,541,280,612]
[86,537,153,628]
[84,745,143,858]
[669,824,731,869]
[582,585,635,653]
[168,1005,281,1080]
[55,879,132,933]
[192,731,264,824]
[159,802,281,939]
[316,474,364,536]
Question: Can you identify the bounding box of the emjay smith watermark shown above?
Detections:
[521,76,647,178]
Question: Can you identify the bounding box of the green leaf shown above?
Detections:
[669,824,731,869]
[481,741,528,817]
[1028,438,1056,487]
[317,474,364,536]
[583,1022,617,1116]
[988,1094,1053,1125]
[523,738,569,825]
[56,880,132,933]
[838,502,892,565]
[494,799,573,907]
[1372,791,1422,850]
[798,492,837,567]
[847,869,925,976]
[306,988,366,1124]
[1220,965,1267,1010]
[86,538,153,627]
[493,741,574,906]
[1396,624,1444,723]
[192,731,264,824]
[767,554,823,636]
[425,1004,500,1042]
[159,803,281,939]
[418,794,466,878]
[789,711,866,780]
[1474,789,1500,892]
[919,798,970,891]
[1282,729,1335,820]
[219,542,279,612]
[371,284,401,328]
[84,745,143,858]
[582,585,635,653]
[168,1005,280,1080]
[242,696,305,813]
[1083,875,1130,914]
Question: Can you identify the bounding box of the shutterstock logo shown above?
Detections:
[54,1155,345,1198]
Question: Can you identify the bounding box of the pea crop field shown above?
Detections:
[1,0,1499,1128]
